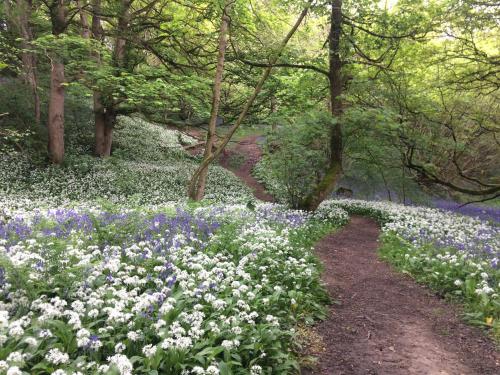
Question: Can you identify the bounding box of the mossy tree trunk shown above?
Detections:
[300,0,343,211]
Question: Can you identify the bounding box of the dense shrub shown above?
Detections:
[254,111,332,208]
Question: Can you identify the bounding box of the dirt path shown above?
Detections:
[303,216,499,375]
[185,134,498,374]
[217,135,274,202]
[183,129,273,202]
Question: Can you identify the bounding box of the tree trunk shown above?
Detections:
[89,0,109,157]
[102,111,115,157]
[300,0,343,210]
[189,2,232,201]
[114,0,131,69]
[94,91,107,155]
[15,0,40,124]
[76,0,91,38]
[187,1,313,197]
[47,0,68,164]
[95,0,131,156]
[48,58,65,163]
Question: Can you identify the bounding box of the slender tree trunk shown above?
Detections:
[89,0,108,157]
[113,1,131,69]
[380,168,392,201]
[47,0,68,164]
[15,0,40,124]
[189,2,232,201]
[300,0,343,210]
[76,0,91,38]
[187,1,313,197]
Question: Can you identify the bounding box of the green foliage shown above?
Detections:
[0,32,19,73]
[0,115,253,205]
[0,80,47,158]
[255,111,333,207]
[380,234,500,339]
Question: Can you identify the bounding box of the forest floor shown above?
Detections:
[190,132,499,374]
[217,135,273,202]
[302,216,500,375]
[185,130,273,202]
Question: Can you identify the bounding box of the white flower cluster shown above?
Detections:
[321,199,499,307]
[313,200,350,225]
[0,200,343,373]
[323,199,499,262]
[0,115,253,207]
[114,115,199,161]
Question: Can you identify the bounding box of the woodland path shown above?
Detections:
[185,130,273,202]
[191,132,499,374]
[217,134,274,202]
[303,216,499,375]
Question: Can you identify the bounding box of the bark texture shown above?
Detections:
[189,2,232,200]
[47,0,68,164]
[89,0,109,157]
[301,0,343,210]
[48,59,65,163]
[77,0,90,38]
[14,0,40,124]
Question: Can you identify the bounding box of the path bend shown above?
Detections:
[304,215,499,375]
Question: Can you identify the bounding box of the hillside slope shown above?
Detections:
[0,116,252,208]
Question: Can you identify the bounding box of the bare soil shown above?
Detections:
[187,132,499,374]
[183,129,273,202]
[217,135,274,202]
[303,216,499,375]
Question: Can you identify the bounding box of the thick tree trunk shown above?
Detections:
[15,0,40,124]
[48,59,65,163]
[102,111,115,157]
[47,0,68,164]
[94,0,131,156]
[301,0,343,210]
[95,107,114,157]
[189,2,232,201]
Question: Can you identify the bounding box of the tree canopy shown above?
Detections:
[0,0,498,207]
